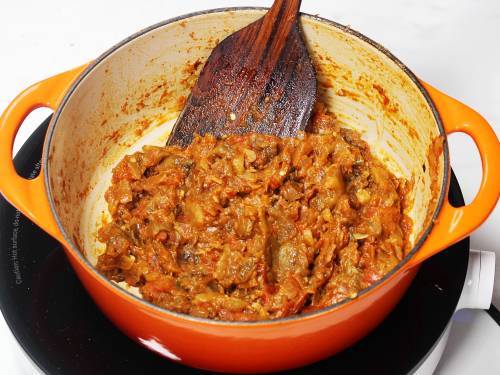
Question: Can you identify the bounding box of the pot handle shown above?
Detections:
[408,83,500,267]
[0,64,89,243]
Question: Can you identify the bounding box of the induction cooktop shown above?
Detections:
[0,116,470,374]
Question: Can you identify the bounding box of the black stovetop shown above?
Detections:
[0,116,469,374]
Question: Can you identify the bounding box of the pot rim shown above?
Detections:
[43,6,449,326]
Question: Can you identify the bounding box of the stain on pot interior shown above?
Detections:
[46,7,443,293]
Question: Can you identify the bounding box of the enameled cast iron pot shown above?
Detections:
[1,8,499,373]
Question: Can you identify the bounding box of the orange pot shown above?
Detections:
[0,8,498,373]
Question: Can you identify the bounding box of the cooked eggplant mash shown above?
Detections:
[97,105,411,321]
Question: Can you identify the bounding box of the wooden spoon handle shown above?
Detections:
[266,0,301,22]
[250,0,302,70]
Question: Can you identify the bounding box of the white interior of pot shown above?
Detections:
[46,9,444,271]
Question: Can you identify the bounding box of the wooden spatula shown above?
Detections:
[167,0,317,147]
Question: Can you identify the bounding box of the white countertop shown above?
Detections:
[0,1,499,374]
